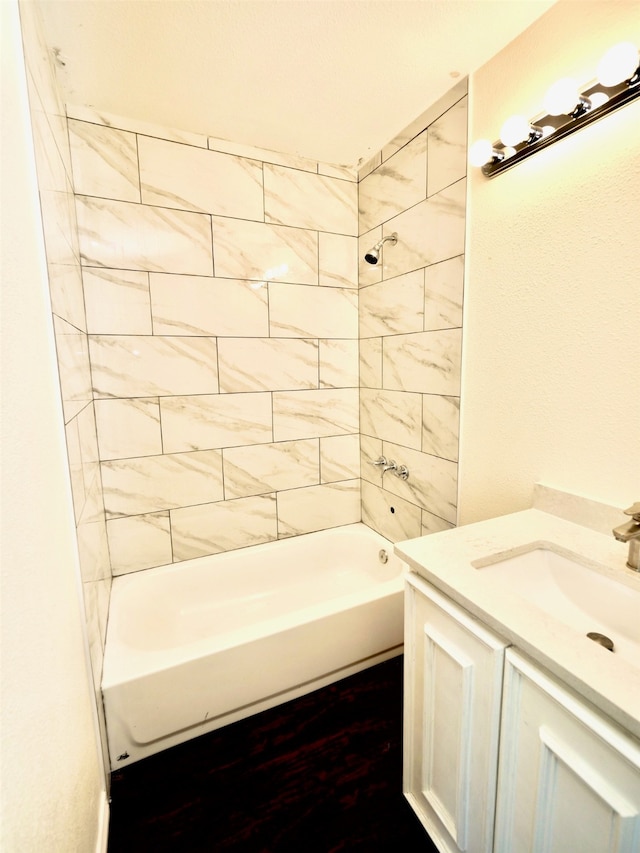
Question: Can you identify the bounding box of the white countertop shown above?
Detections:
[395,508,640,741]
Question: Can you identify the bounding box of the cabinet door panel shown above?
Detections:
[495,650,640,853]
[404,574,507,853]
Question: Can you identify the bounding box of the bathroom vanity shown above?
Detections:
[396,505,640,853]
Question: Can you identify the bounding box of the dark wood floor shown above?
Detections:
[107,656,438,852]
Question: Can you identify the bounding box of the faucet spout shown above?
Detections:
[612,502,640,571]
[612,519,640,543]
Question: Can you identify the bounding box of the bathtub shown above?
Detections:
[102,523,405,768]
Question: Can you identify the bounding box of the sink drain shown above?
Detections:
[587,632,614,652]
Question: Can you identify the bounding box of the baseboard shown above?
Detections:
[95,790,110,853]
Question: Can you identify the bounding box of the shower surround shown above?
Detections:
[20,0,467,763]
[358,83,467,543]
[69,108,362,572]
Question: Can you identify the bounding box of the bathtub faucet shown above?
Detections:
[612,502,640,571]
[370,456,409,481]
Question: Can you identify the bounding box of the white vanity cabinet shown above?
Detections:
[404,573,640,853]
[495,649,640,853]
[404,573,508,853]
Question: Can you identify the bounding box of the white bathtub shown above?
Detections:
[102,523,405,768]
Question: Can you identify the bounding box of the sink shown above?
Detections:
[473,545,640,664]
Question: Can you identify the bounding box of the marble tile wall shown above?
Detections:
[18,0,111,772]
[358,81,468,542]
[64,105,360,572]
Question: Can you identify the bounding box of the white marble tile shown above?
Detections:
[360,434,383,487]
[171,495,278,559]
[359,269,424,338]
[40,188,78,266]
[77,517,111,584]
[160,393,273,452]
[19,0,66,118]
[149,274,268,337]
[218,338,318,392]
[359,338,382,389]
[359,132,427,235]
[83,268,151,335]
[358,152,382,181]
[94,398,162,461]
[107,512,173,574]
[383,329,462,396]
[223,439,319,499]
[319,339,359,388]
[318,163,357,181]
[69,119,140,202]
[361,480,421,543]
[269,283,358,338]
[358,226,383,288]
[78,462,108,526]
[273,389,359,441]
[53,316,92,422]
[76,402,101,495]
[30,109,69,192]
[382,441,458,523]
[277,480,361,538]
[360,388,422,450]
[76,196,213,275]
[139,135,264,220]
[211,216,317,285]
[381,79,468,163]
[90,335,218,398]
[422,394,460,462]
[318,233,358,289]
[101,450,223,518]
[208,136,317,173]
[381,179,466,280]
[48,262,86,331]
[65,417,85,524]
[67,104,209,148]
[264,164,358,235]
[320,434,360,483]
[421,510,455,536]
[424,255,464,331]
[427,97,468,197]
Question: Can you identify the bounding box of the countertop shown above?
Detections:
[395,508,640,741]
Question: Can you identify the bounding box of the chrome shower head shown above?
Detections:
[364,232,398,265]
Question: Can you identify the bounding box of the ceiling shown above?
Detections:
[37,0,557,167]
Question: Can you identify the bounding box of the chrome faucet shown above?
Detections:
[370,456,409,480]
[612,502,640,571]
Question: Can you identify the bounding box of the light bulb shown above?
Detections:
[500,115,533,147]
[589,91,610,109]
[469,139,496,167]
[597,41,639,87]
[543,77,581,115]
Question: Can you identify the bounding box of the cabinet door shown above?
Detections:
[404,574,507,853]
[495,650,640,853]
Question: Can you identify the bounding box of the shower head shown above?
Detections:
[364,233,398,265]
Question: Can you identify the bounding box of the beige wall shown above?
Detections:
[460,0,640,524]
[0,1,106,849]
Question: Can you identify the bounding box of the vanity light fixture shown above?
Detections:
[471,41,640,177]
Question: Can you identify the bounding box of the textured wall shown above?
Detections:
[460,0,640,524]
[357,81,468,541]
[1,1,105,848]
[67,106,362,572]
[18,0,111,772]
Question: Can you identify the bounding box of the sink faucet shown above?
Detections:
[612,502,640,571]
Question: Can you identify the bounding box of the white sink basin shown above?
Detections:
[473,545,640,664]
